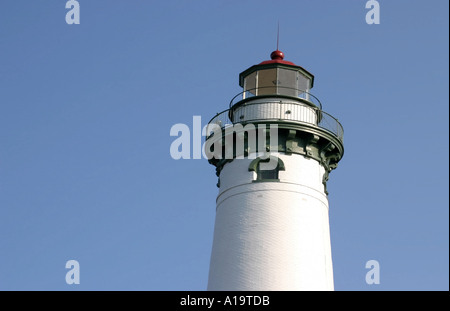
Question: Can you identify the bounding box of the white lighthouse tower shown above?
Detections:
[205,50,344,291]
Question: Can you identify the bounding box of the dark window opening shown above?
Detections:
[257,165,279,181]
[249,156,285,182]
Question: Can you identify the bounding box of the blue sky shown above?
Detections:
[0,0,448,291]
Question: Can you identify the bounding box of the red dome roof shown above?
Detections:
[259,50,297,66]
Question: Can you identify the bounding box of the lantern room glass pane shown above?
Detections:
[297,72,311,93]
[244,71,257,96]
[297,72,311,101]
[277,68,297,97]
[257,68,277,95]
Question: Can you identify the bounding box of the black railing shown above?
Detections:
[206,99,343,143]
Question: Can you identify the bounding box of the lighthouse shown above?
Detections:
[205,50,344,291]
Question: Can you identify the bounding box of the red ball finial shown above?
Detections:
[270,50,284,60]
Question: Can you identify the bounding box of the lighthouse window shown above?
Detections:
[248,156,285,182]
[257,68,277,95]
[244,71,257,97]
[277,68,297,97]
[257,166,279,181]
[297,72,311,100]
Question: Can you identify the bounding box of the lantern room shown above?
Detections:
[238,50,315,102]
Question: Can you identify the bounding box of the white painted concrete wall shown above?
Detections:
[207,152,334,291]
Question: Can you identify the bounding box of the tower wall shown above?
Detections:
[207,153,334,291]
